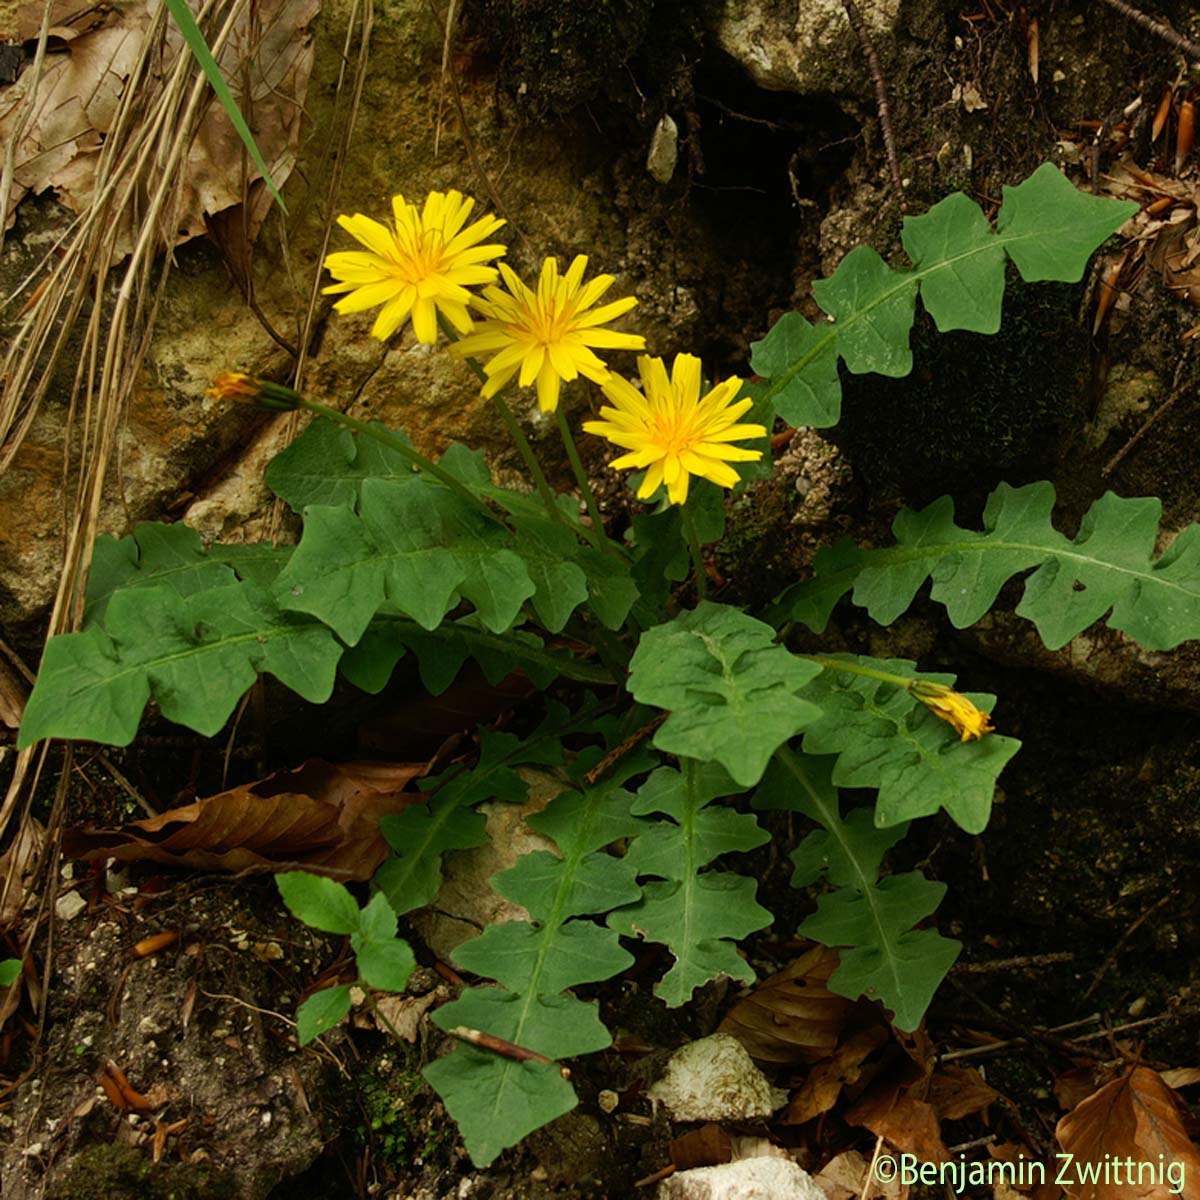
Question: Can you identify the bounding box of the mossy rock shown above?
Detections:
[55,1143,237,1200]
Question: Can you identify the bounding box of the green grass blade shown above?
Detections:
[163,0,287,213]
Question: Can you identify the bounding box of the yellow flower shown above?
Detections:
[322,190,506,344]
[206,371,302,411]
[909,681,994,742]
[583,353,766,506]
[450,255,645,413]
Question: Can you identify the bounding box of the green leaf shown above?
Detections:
[19,583,342,747]
[0,959,21,986]
[758,750,960,1031]
[608,760,771,1006]
[750,165,1135,428]
[797,655,1019,834]
[355,938,416,992]
[628,602,823,788]
[296,985,352,1045]
[997,162,1135,282]
[85,524,237,625]
[161,0,287,212]
[424,1048,576,1168]
[375,706,595,917]
[423,763,646,1166]
[774,481,1200,653]
[629,508,689,609]
[275,477,533,644]
[749,312,841,428]
[811,245,918,378]
[376,794,489,915]
[265,420,417,512]
[276,872,359,934]
[900,191,1006,334]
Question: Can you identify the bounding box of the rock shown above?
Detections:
[648,1034,787,1123]
[710,0,901,95]
[658,1157,825,1200]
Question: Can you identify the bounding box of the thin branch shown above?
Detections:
[839,0,906,210]
[1095,0,1200,60]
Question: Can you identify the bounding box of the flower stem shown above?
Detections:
[298,397,497,520]
[792,653,917,690]
[681,504,708,603]
[554,407,612,552]
[437,314,564,526]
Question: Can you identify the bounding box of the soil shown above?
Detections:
[5,0,1200,1196]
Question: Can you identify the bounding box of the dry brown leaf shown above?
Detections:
[0,816,45,928]
[1055,1067,1200,1200]
[372,989,444,1043]
[844,1084,950,1165]
[0,0,318,252]
[62,760,425,880]
[1161,1068,1200,1090]
[781,1024,891,1125]
[718,944,849,1066]
[929,1063,1001,1121]
[813,1149,903,1200]
[1055,1066,1104,1113]
[670,1123,733,1171]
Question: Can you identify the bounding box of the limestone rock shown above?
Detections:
[648,1033,787,1123]
[658,1157,825,1200]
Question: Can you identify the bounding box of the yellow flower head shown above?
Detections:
[450,255,645,413]
[322,190,506,344]
[205,371,302,411]
[909,681,994,742]
[583,353,767,506]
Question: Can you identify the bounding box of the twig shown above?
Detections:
[1095,0,1200,60]
[953,951,1074,974]
[1102,353,1192,477]
[839,0,906,210]
[448,1025,570,1077]
[635,1165,677,1188]
[1082,889,1176,1000]
[583,712,667,785]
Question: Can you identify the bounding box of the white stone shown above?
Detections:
[54,891,86,921]
[648,1034,786,1122]
[657,1157,824,1200]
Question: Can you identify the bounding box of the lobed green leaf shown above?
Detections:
[20,582,342,748]
[750,163,1136,428]
[773,481,1200,653]
[796,655,1019,834]
[609,760,771,1006]
[757,750,960,1030]
[628,602,823,788]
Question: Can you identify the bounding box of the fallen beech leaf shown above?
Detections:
[782,1024,891,1125]
[719,944,849,1066]
[814,1149,902,1200]
[670,1123,733,1170]
[1055,1067,1200,1200]
[930,1063,1001,1121]
[63,760,425,880]
[845,1084,950,1164]
[1055,1066,1104,1113]
[1161,1068,1200,1090]
[0,0,318,251]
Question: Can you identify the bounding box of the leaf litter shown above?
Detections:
[0,0,319,252]
[62,758,425,879]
